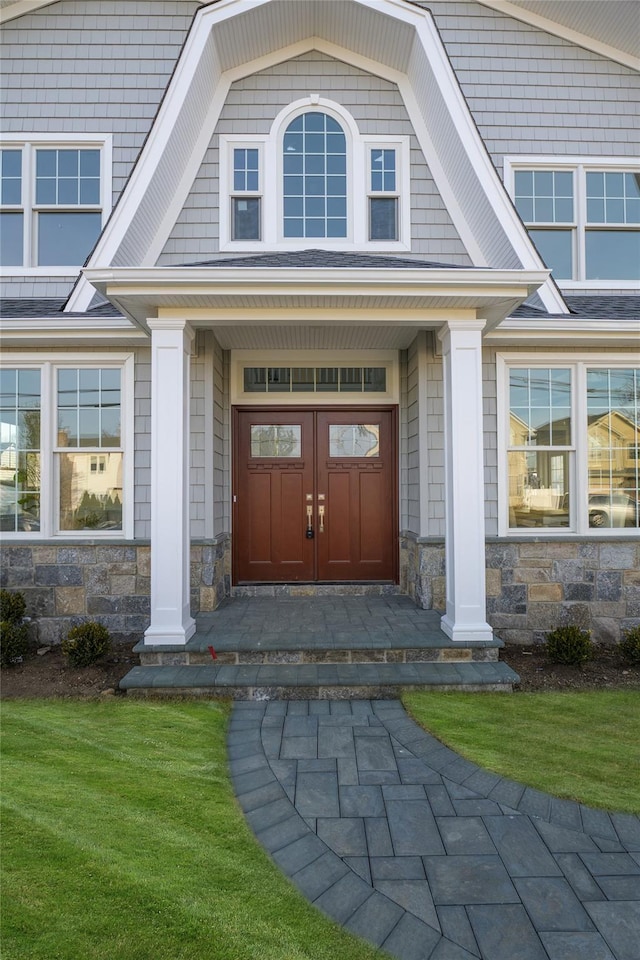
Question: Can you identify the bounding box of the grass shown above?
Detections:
[403,690,640,815]
[0,699,383,960]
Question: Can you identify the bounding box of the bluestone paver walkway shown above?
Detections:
[228,699,640,960]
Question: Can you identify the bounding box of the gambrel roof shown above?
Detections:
[57,0,570,315]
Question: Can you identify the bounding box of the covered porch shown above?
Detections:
[86,251,548,655]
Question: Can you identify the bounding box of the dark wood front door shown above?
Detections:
[234,408,396,583]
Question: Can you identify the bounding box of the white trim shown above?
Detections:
[0,0,59,25]
[475,1,640,73]
[497,352,640,537]
[230,349,399,405]
[0,135,112,274]
[144,319,196,646]
[66,1,566,314]
[219,99,412,251]
[0,352,134,539]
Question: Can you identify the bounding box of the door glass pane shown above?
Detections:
[329,424,379,458]
[508,451,570,528]
[250,425,301,458]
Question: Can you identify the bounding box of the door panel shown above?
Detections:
[236,410,315,581]
[316,410,394,581]
[234,408,396,582]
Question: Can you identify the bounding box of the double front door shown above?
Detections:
[234,408,396,582]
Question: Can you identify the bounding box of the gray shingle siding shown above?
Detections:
[423,0,640,172]
[159,50,471,265]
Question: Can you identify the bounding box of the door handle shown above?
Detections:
[318,504,325,533]
[306,505,314,539]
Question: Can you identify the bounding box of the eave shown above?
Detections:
[487,318,640,349]
[84,265,548,332]
[0,315,147,348]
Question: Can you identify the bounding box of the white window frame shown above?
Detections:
[219,98,410,251]
[504,157,640,290]
[497,353,640,537]
[0,353,134,539]
[0,134,112,276]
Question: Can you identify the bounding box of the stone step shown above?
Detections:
[119,660,519,699]
[136,643,500,666]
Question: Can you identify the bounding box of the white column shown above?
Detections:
[438,320,493,642]
[144,318,196,646]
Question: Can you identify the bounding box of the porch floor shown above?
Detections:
[122,596,518,697]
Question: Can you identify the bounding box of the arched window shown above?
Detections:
[282,112,347,239]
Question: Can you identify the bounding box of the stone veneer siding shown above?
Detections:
[401,534,640,645]
[0,538,230,646]
[2,535,637,646]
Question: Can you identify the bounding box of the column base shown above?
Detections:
[143,617,196,647]
[440,614,494,643]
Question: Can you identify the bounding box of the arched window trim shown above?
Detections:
[220,96,410,251]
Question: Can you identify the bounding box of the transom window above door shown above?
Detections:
[220,97,410,250]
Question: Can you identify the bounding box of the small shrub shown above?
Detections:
[61,621,111,667]
[619,626,640,665]
[0,589,26,624]
[545,625,594,665]
[0,620,29,667]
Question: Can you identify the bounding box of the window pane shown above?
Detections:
[250,425,301,458]
[516,169,573,224]
[58,452,123,531]
[1,149,22,205]
[282,112,347,238]
[587,368,639,528]
[370,197,397,240]
[291,368,314,392]
[586,230,640,280]
[232,197,260,240]
[315,368,338,392]
[508,451,570,528]
[509,368,572,445]
[37,212,102,265]
[329,424,379,458]
[0,212,23,266]
[529,228,573,279]
[0,369,41,533]
[364,368,386,392]
[243,368,266,393]
[57,367,121,449]
[267,368,290,392]
[340,368,363,392]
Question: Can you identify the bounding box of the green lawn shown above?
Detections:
[1,700,383,960]
[403,690,640,815]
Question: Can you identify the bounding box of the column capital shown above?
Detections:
[437,318,487,344]
[147,317,195,340]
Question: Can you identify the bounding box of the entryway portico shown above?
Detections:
[85,253,548,648]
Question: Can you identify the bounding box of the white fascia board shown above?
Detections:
[84,264,548,292]
[67,0,566,315]
[0,0,58,24]
[0,317,147,342]
[475,1,640,73]
[486,318,640,348]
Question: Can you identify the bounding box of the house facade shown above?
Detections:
[1,0,638,650]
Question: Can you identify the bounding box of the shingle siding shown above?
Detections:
[423,0,640,172]
[159,50,470,265]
